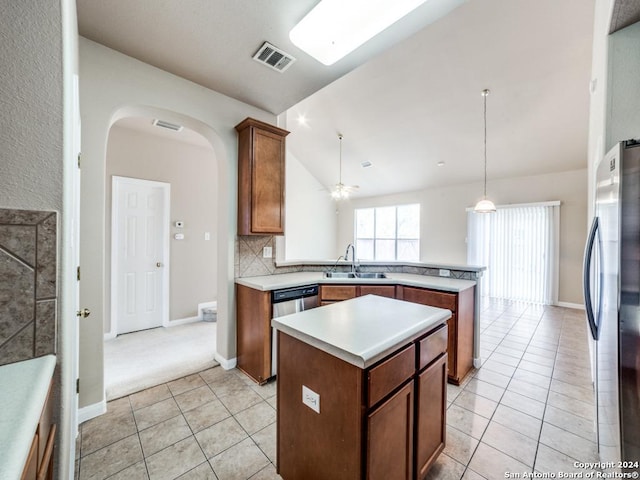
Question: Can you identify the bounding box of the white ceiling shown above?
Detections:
[78,0,596,199]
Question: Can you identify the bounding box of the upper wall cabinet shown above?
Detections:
[235,118,289,235]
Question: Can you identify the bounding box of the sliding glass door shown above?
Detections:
[467,202,559,304]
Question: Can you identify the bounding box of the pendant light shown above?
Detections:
[331,134,358,200]
[474,89,496,213]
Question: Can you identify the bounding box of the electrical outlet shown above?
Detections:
[439,269,450,277]
[302,385,320,413]
[263,246,273,258]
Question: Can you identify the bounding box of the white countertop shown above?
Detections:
[235,271,476,292]
[272,295,451,368]
[0,355,56,480]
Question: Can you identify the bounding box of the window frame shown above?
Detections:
[354,204,420,262]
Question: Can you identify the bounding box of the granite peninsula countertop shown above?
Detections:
[272,295,451,368]
[0,355,56,480]
[235,271,476,292]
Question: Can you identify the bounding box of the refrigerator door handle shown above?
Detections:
[583,216,600,340]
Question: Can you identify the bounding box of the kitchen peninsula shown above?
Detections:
[236,270,477,385]
[272,295,451,480]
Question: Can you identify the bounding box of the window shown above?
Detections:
[467,202,560,304]
[355,204,420,261]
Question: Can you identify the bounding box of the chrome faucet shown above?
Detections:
[345,243,358,273]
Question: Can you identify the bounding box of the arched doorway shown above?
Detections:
[102,114,219,398]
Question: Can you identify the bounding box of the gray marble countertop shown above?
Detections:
[235,271,476,292]
[272,295,451,368]
[0,355,56,480]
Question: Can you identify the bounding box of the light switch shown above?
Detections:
[204,232,211,241]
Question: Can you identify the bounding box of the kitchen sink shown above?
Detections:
[356,272,387,279]
[324,272,357,278]
[323,272,387,279]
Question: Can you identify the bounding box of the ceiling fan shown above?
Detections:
[330,134,359,200]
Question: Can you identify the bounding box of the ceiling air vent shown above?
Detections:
[152,119,183,132]
[252,42,296,73]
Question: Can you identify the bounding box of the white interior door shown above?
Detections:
[112,176,170,335]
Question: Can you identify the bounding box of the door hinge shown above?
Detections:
[77,266,81,281]
[77,153,81,168]
[76,378,80,394]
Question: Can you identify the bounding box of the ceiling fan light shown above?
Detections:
[290,0,429,65]
[474,198,497,213]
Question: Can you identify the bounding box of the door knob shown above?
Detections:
[76,308,91,318]
[156,262,164,268]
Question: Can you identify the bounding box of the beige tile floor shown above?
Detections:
[76,299,598,480]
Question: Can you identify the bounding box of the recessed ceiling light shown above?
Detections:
[437,161,445,167]
[289,0,429,66]
[297,114,308,126]
[361,160,373,168]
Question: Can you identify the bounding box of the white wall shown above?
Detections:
[78,37,275,409]
[105,125,218,330]
[284,151,337,260]
[337,169,588,305]
[588,0,615,221]
[0,1,78,478]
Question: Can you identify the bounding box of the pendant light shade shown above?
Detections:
[474,89,496,213]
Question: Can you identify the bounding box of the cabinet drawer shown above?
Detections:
[320,285,357,301]
[402,287,457,311]
[368,344,415,408]
[418,324,448,371]
[358,285,396,299]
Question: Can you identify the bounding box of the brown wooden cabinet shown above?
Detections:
[367,381,414,480]
[277,322,447,480]
[21,380,56,480]
[319,284,396,306]
[399,286,475,385]
[235,117,289,235]
[319,284,357,305]
[236,284,272,384]
[415,353,447,478]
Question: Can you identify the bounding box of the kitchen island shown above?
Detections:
[272,295,451,480]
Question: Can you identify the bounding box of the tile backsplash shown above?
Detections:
[0,208,57,366]
[235,235,479,281]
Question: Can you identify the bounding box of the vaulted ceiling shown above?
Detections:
[78,0,597,198]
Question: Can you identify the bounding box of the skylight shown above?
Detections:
[289,0,429,66]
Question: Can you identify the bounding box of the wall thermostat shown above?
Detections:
[175,221,184,228]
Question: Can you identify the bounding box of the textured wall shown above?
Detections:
[0,2,64,210]
[0,209,58,365]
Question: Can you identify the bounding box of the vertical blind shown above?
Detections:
[467,202,560,304]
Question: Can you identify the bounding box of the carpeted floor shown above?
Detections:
[104,321,218,400]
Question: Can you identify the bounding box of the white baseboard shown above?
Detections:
[556,302,585,310]
[214,353,237,370]
[104,331,116,341]
[166,315,200,327]
[78,399,106,424]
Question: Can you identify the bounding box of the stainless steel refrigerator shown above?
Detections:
[583,140,640,471]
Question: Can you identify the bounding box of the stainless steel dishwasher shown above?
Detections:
[271,284,319,376]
